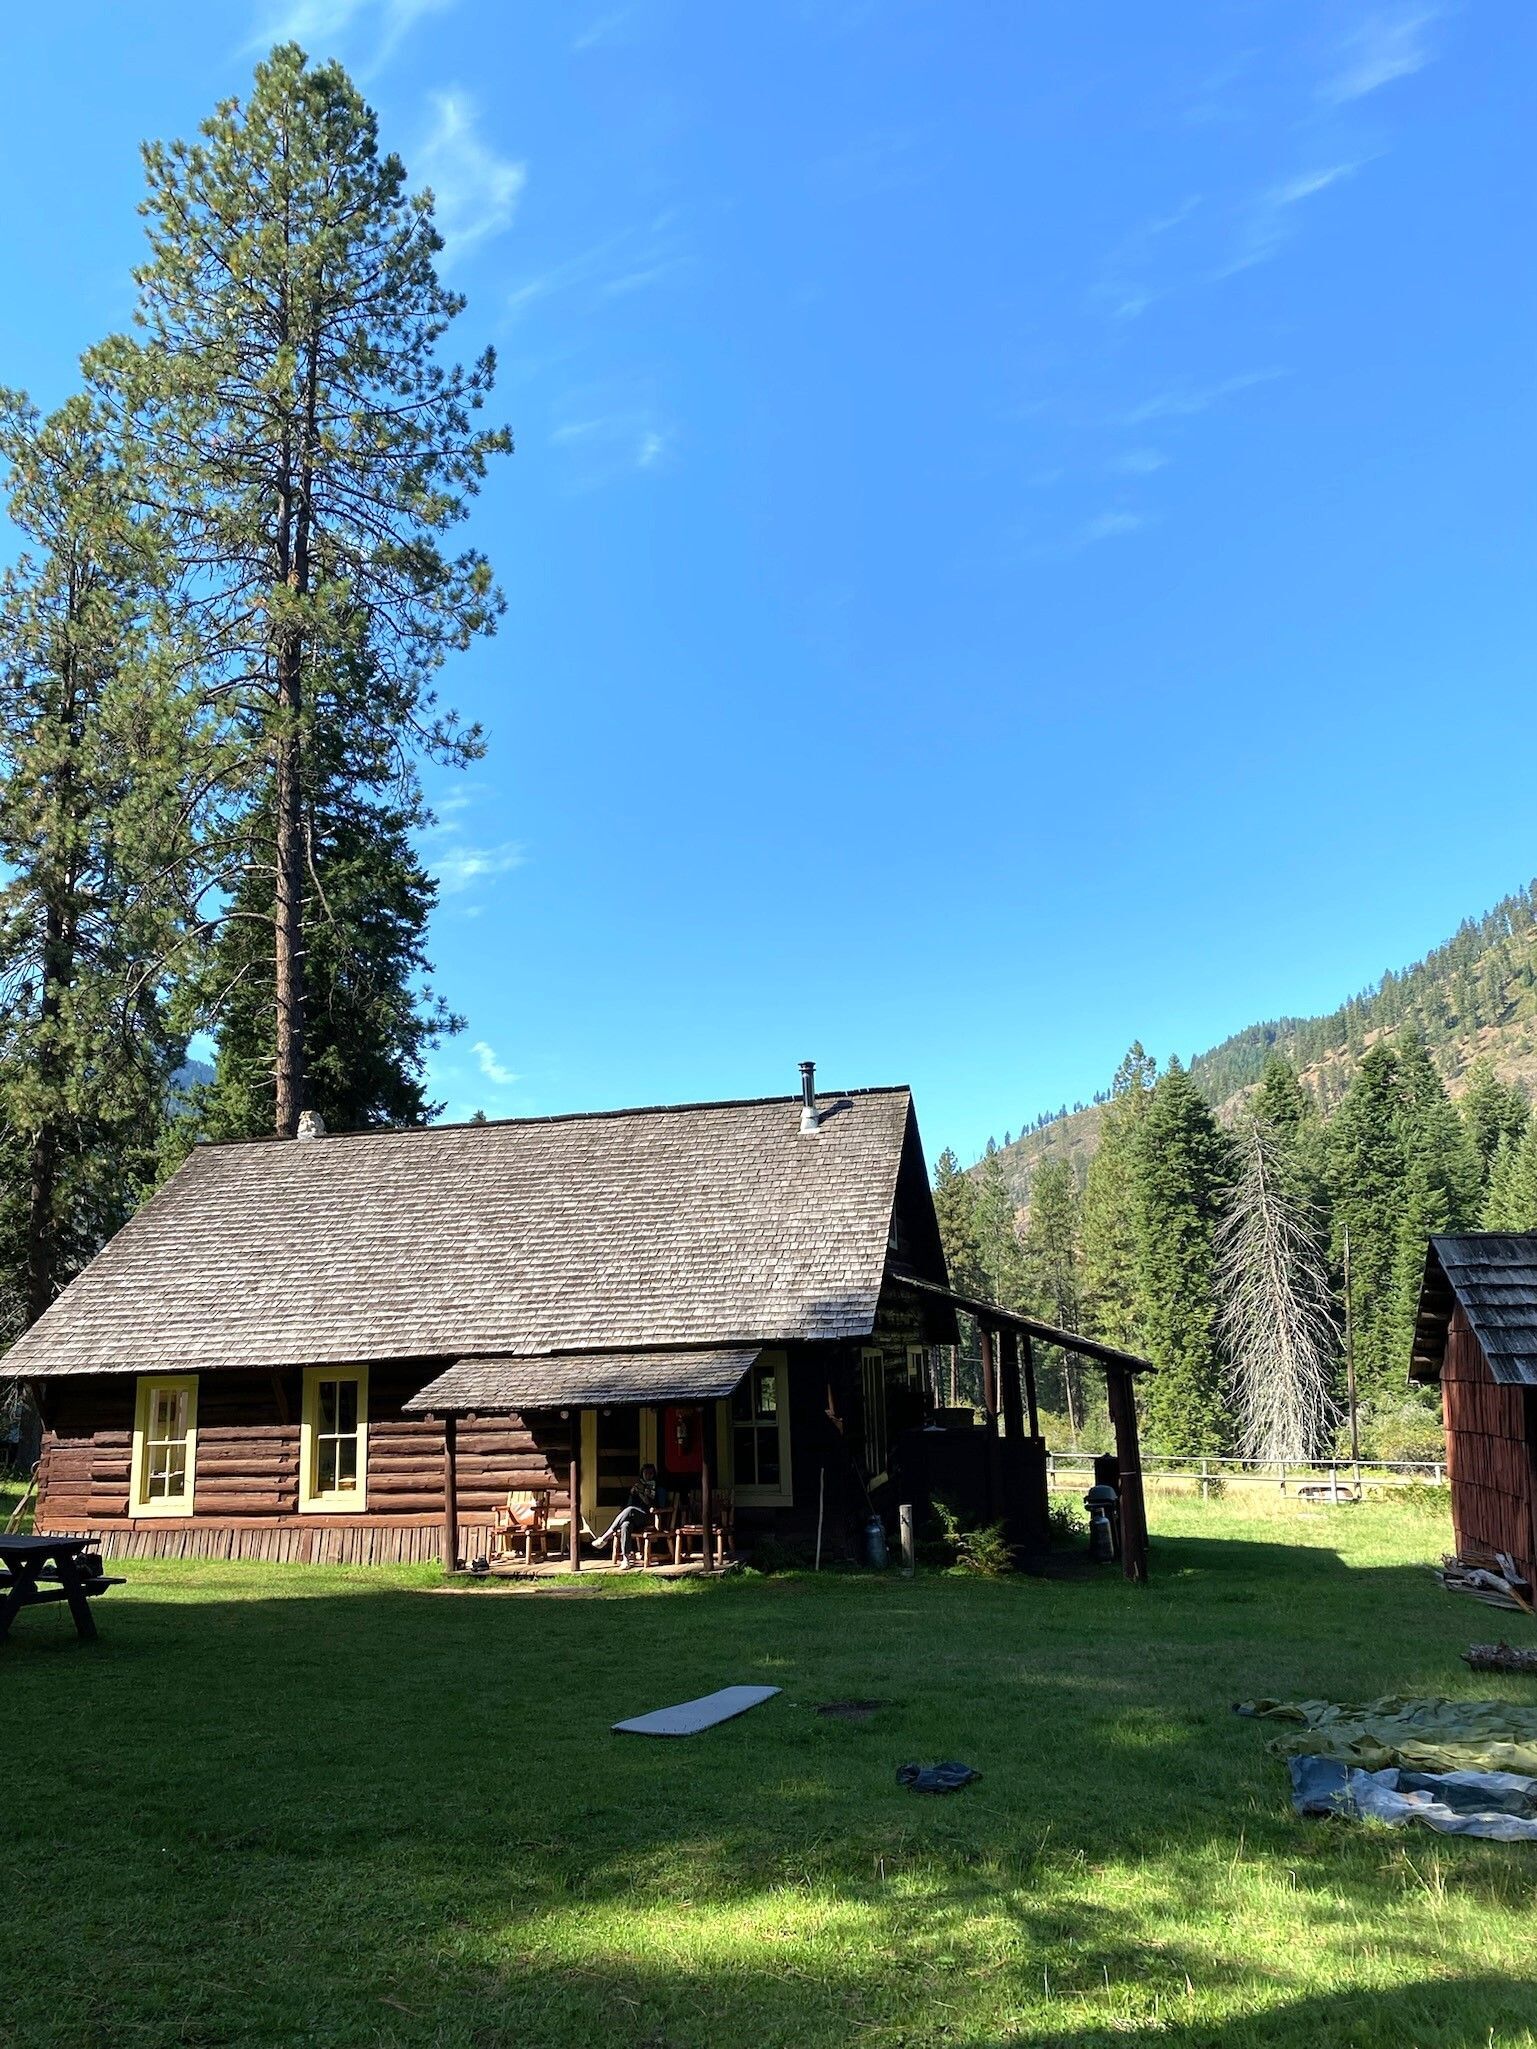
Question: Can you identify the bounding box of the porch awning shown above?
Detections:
[403,1346,762,1416]
[892,1273,1155,1373]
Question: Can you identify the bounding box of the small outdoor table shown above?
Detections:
[0,1534,121,1644]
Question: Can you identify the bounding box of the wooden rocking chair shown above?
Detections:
[490,1489,550,1565]
[675,1488,735,1569]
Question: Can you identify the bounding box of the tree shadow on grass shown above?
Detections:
[965,1976,1537,2049]
[5,1543,1535,2047]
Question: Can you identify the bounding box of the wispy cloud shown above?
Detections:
[1092,195,1202,324]
[571,7,633,52]
[1219,162,1363,276]
[1109,448,1168,477]
[472,1040,518,1087]
[431,840,526,894]
[550,402,673,487]
[1319,7,1441,106]
[507,212,689,322]
[1080,510,1146,545]
[247,0,451,69]
[1122,369,1286,426]
[415,90,526,265]
[1020,507,1155,564]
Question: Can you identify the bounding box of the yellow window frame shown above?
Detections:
[299,1365,370,1513]
[730,1350,793,1508]
[130,1374,199,1517]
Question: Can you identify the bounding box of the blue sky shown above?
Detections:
[1,2,1532,1160]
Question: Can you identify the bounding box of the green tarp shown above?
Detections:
[1237,1696,1537,1776]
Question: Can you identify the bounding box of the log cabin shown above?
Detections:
[1410,1233,1537,1589]
[11,1063,1151,1574]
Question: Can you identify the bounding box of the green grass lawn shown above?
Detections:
[6,1498,1537,2048]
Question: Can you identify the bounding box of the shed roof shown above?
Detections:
[404,1347,762,1414]
[6,1088,919,1377]
[1409,1234,1537,1387]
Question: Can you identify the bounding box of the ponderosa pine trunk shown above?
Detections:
[271,322,318,1139]
[24,697,77,1325]
[272,672,305,1138]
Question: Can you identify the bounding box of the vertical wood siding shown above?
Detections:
[1443,1305,1537,1584]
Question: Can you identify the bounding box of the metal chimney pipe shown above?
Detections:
[799,1061,820,1134]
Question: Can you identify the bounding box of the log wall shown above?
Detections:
[34,1367,574,1565]
[1443,1306,1537,1585]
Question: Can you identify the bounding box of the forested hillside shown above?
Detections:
[988,879,1537,1203]
[936,880,1537,1462]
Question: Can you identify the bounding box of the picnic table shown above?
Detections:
[0,1534,122,1644]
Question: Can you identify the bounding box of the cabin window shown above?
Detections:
[299,1366,369,1512]
[130,1375,198,1516]
[731,1351,792,1506]
[861,1347,888,1485]
[906,1345,927,1391]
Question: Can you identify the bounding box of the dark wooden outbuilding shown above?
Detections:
[1410,1233,1537,1588]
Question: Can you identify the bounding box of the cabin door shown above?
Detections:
[580,1406,657,1533]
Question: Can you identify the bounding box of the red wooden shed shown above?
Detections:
[1409,1234,1537,1588]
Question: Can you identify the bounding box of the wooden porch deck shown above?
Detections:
[484,1555,737,1581]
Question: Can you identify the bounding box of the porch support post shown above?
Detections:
[979,1322,1002,1516]
[1105,1366,1149,1584]
[568,1410,582,1571]
[1000,1329,1026,1445]
[699,1401,715,1571]
[999,1328,1026,1541]
[441,1413,459,1573]
[1021,1333,1040,1438]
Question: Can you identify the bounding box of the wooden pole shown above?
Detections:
[441,1413,459,1573]
[1021,1332,1040,1439]
[1105,1366,1149,1584]
[568,1410,582,1571]
[899,1501,915,1576]
[979,1322,1001,1516]
[998,1329,1025,1543]
[1000,1329,1026,1444]
[699,1401,715,1571]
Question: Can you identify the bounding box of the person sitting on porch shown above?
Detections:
[593,1463,662,1565]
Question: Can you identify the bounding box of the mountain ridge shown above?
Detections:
[986,878,1537,1203]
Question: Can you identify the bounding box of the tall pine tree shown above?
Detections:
[0,392,195,1331]
[1133,1059,1233,1454]
[1326,1042,1407,1403]
[1021,1155,1085,1429]
[1459,1057,1529,1189]
[89,45,510,1135]
[972,1142,1025,1308]
[1081,1042,1156,1350]
[932,1148,984,1298]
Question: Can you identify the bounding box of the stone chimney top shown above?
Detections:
[296,1109,327,1143]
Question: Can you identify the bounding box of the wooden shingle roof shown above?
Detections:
[1410,1234,1537,1387]
[6,1088,917,1377]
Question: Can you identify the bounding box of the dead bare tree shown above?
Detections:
[1216,1116,1340,1463]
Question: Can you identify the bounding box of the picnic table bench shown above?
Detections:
[0,1534,123,1644]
